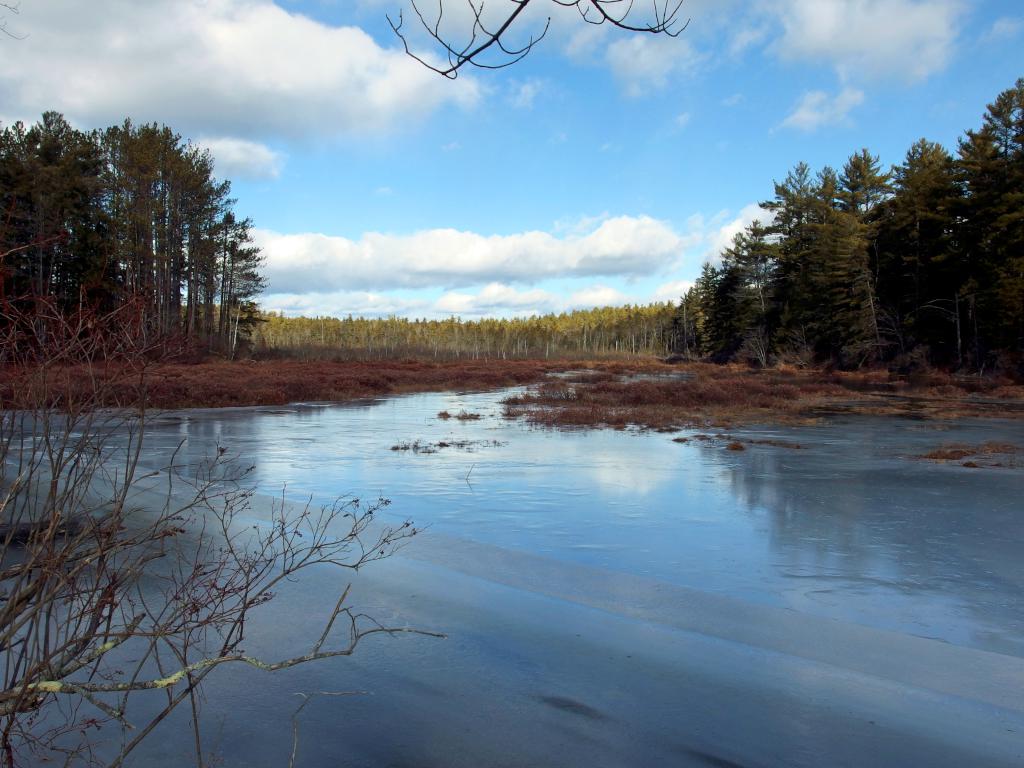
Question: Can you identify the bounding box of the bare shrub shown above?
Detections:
[0,297,429,767]
[739,327,771,369]
[775,327,814,369]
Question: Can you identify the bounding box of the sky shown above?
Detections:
[1,0,1022,320]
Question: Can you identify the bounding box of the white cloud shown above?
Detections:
[605,35,705,96]
[560,0,959,89]
[563,20,611,60]
[262,290,429,319]
[769,0,963,82]
[567,285,631,309]
[262,281,640,319]
[256,206,779,318]
[255,215,686,294]
[728,24,770,56]
[983,17,1022,42]
[197,137,284,180]
[780,88,864,131]
[674,112,692,128]
[0,0,478,139]
[509,79,545,109]
[435,283,555,316]
[703,203,774,263]
[653,280,695,302]
[721,93,745,107]
[433,282,634,318]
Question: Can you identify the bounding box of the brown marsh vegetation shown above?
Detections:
[0,358,567,410]
[2,357,1021,427]
[501,363,1024,430]
[917,442,1019,468]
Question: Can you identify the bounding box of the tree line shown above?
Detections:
[260,79,1022,371]
[0,112,263,355]
[674,78,1024,372]
[4,78,1020,371]
[254,303,679,359]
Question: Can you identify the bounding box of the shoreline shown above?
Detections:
[2,357,1022,426]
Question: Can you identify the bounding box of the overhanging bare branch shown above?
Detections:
[388,0,689,78]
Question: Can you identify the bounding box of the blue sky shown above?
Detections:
[1,0,1022,318]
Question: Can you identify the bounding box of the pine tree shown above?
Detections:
[763,162,822,351]
[1,113,261,351]
[877,139,962,361]
[957,78,1024,362]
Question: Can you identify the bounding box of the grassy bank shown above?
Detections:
[2,358,1021,424]
[501,363,1024,429]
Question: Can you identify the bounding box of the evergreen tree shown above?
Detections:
[763,162,821,349]
[1,113,262,352]
[877,139,962,361]
[957,78,1024,359]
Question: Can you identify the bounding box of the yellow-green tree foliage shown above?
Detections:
[253,303,679,359]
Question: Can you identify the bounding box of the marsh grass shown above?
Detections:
[4,358,1020,426]
[918,442,1019,467]
[501,363,1024,430]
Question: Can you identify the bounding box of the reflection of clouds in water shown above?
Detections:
[510,430,679,499]
[130,397,1024,657]
[587,458,669,497]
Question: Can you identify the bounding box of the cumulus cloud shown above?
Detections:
[557,0,959,90]
[432,283,633,317]
[781,88,864,131]
[0,0,478,139]
[435,284,556,316]
[255,205,779,318]
[255,215,686,294]
[567,285,632,308]
[701,203,775,263]
[605,35,705,96]
[261,282,639,320]
[197,137,284,180]
[769,0,963,82]
[262,290,429,319]
[653,280,695,302]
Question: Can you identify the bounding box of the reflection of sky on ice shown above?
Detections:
[135,390,1024,658]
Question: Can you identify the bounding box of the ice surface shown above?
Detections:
[118,389,1023,766]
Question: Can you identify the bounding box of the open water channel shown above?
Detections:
[122,386,1023,767]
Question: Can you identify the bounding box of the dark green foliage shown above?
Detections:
[676,78,1024,373]
[0,113,263,355]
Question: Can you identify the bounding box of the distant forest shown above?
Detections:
[258,78,1024,372]
[3,78,1022,372]
[0,113,263,354]
[256,303,679,359]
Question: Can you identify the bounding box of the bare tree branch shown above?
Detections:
[0,3,24,40]
[388,0,689,78]
[0,295,439,766]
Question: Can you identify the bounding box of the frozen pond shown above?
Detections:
[125,388,1024,767]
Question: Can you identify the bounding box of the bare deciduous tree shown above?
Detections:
[389,0,688,78]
